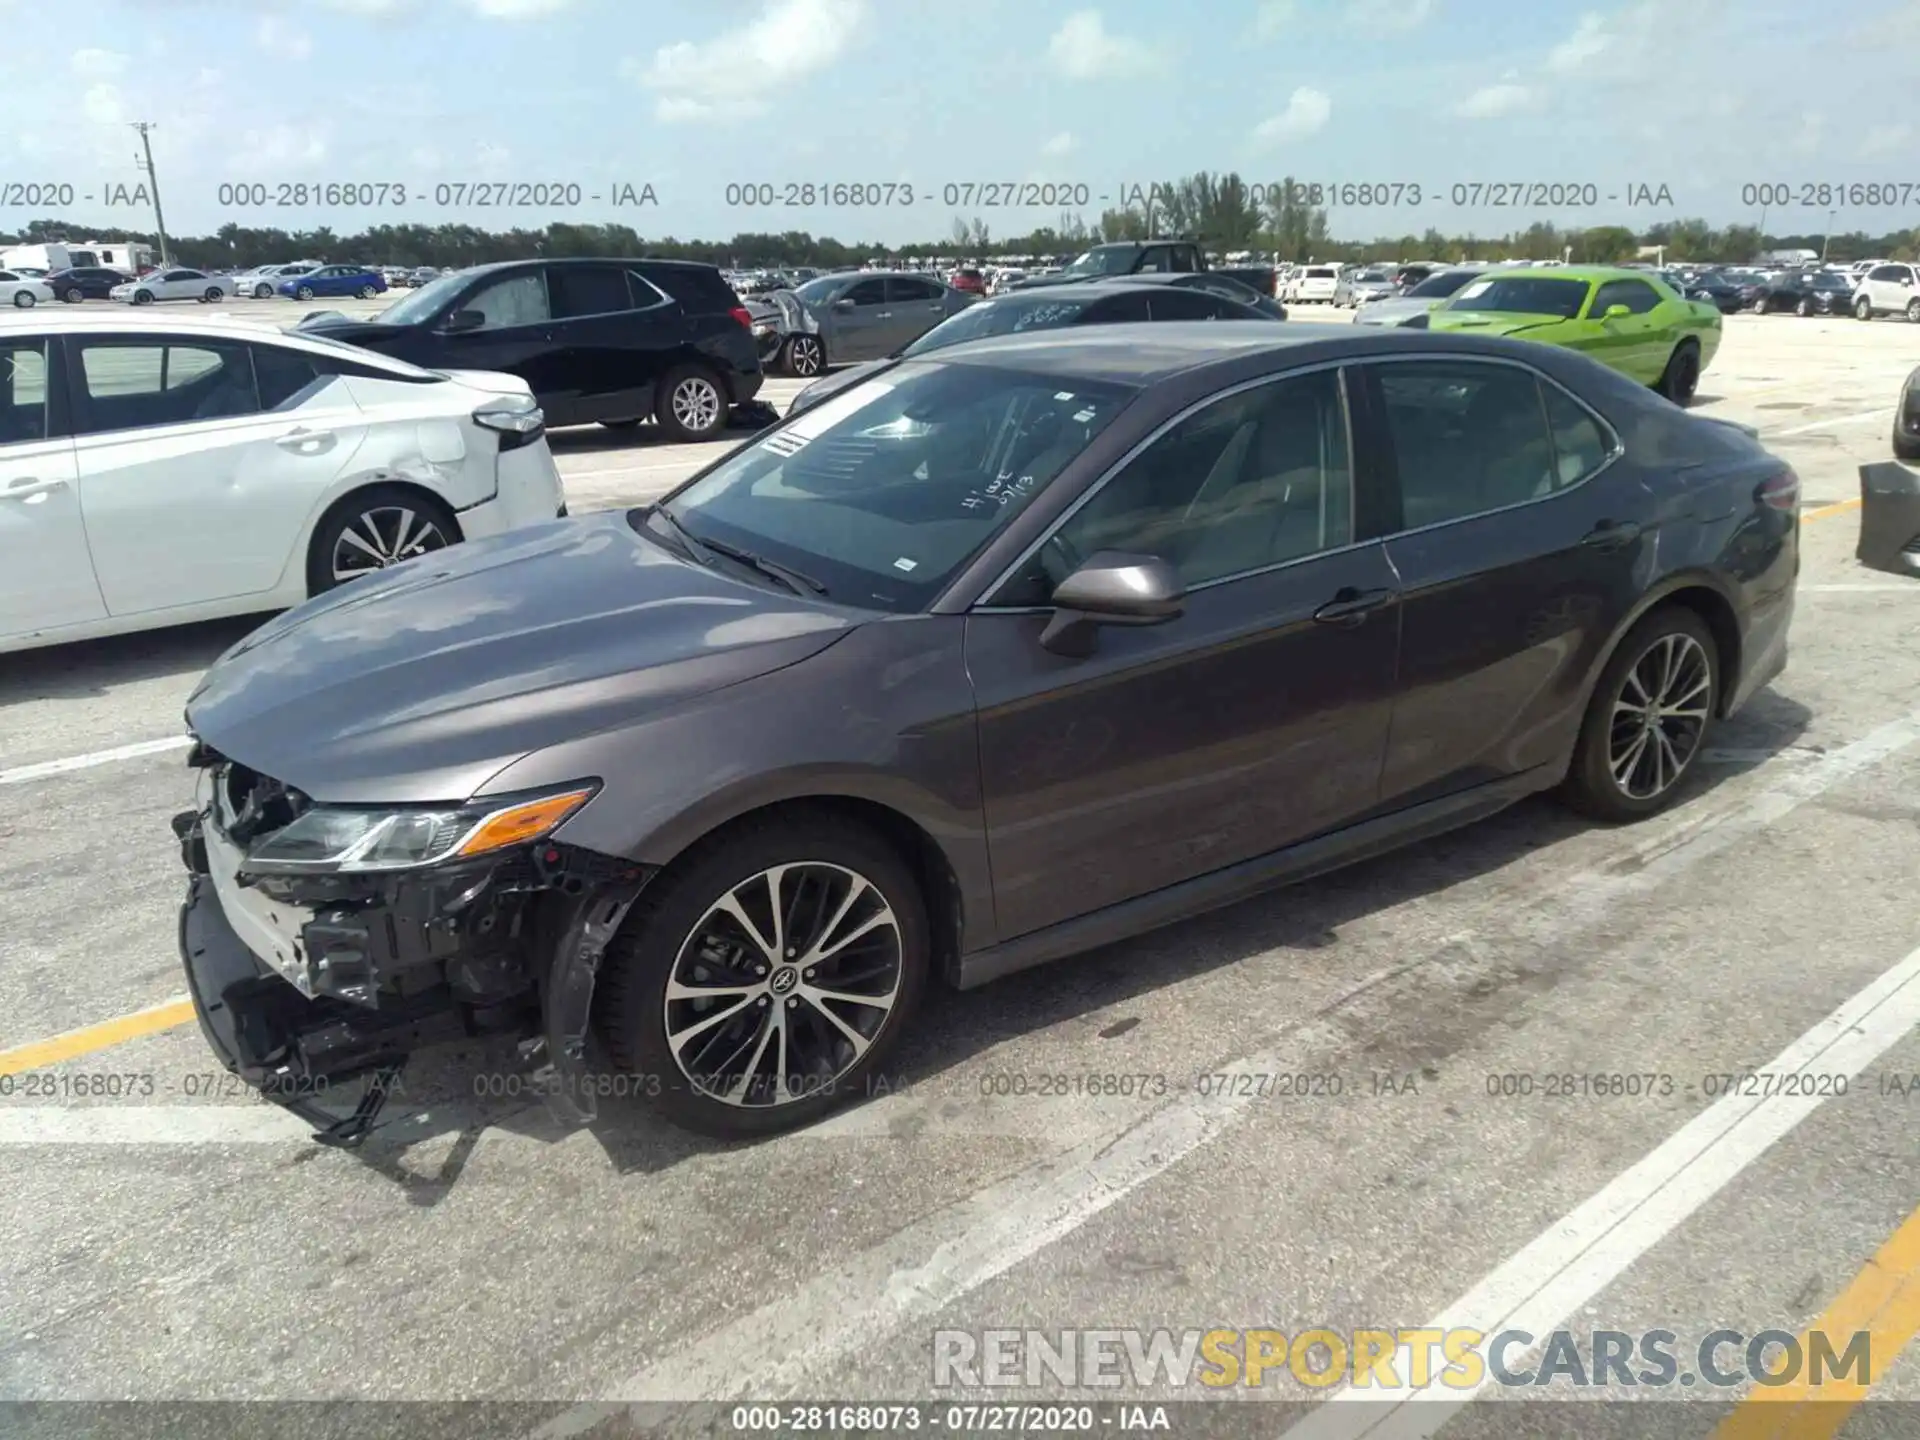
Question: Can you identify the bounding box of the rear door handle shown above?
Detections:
[1580,519,1643,549]
[1,476,68,501]
[1312,586,1394,626]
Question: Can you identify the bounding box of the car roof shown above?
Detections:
[1471,266,1649,283]
[1099,273,1247,287]
[449,255,723,277]
[0,310,428,372]
[922,320,1577,384]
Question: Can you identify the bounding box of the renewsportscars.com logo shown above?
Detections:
[931,1327,1872,1392]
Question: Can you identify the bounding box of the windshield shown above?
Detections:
[794,275,843,303]
[1813,272,1853,288]
[1446,276,1590,318]
[1356,270,1390,282]
[657,362,1133,612]
[1060,246,1134,276]
[1409,270,1479,297]
[281,329,444,380]
[372,269,468,324]
[898,297,1092,355]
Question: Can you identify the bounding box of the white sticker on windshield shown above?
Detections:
[1054,391,1075,401]
[893,557,918,572]
[1072,408,1096,423]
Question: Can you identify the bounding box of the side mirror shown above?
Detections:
[832,297,857,311]
[442,309,484,334]
[1603,303,1632,320]
[1040,551,1184,657]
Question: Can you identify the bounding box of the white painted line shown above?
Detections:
[1802,583,1918,592]
[529,708,1920,1428]
[0,735,191,785]
[1279,936,1920,1440]
[1770,407,1892,437]
[0,1106,314,1145]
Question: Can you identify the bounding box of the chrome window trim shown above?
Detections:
[973,357,1362,608]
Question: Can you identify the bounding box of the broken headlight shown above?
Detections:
[240,784,597,876]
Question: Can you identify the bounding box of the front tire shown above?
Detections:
[295,285,314,301]
[1655,340,1700,406]
[254,284,273,299]
[358,284,377,299]
[655,364,728,443]
[1795,297,1812,317]
[1896,423,1920,463]
[596,813,929,1138]
[204,287,223,302]
[61,287,83,303]
[304,485,459,595]
[782,333,824,377]
[132,290,153,305]
[1560,607,1719,823]
[11,291,33,308]
[1856,296,1874,320]
[1907,299,1920,323]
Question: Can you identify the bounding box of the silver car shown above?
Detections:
[109,267,238,305]
[1334,267,1395,307]
[1351,266,1489,326]
[784,270,976,370]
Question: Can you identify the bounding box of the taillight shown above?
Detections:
[729,305,752,328]
[1758,469,1800,512]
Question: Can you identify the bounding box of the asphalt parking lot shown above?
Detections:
[3,307,1919,1437]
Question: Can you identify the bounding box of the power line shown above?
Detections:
[129,122,171,267]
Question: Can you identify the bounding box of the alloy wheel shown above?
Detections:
[670,375,722,434]
[330,505,449,582]
[787,335,822,376]
[662,862,903,1108]
[1607,633,1712,800]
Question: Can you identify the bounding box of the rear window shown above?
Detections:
[641,263,734,312]
[1306,267,1338,278]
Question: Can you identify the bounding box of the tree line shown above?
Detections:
[6,169,1916,270]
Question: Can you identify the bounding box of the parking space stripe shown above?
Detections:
[1772,409,1894,438]
[0,735,190,786]
[1707,1203,1920,1439]
[0,998,193,1076]
[1279,939,1920,1440]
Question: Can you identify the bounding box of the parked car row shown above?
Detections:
[1661,262,1920,322]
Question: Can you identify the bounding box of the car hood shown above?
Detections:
[294,315,407,345]
[184,511,859,805]
[1352,296,1443,325]
[788,359,895,415]
[1426,310,1573,338]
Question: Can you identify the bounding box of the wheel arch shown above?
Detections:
[300,477,467,596]
[631,793,970,990]
[1583,574,1744,720]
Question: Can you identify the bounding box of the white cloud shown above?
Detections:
[409,146,441,170]
[1252,0,1294,39]
[71,48,128,79]
[1348,0,1433,30]
[466,0,571,16]
[625,0,864,124]
[1547,12,1610,70]
[81,85,125,125]
[1253,87,1331,144]
[1041,131,1078,157]
[1454,81,1536,118]
[318,0,406,12]
[256,17,313,59]
[1790,110,1824,156]
[1048,10,1155,79]
[1861,122,1912,155]
[238,123,329,167]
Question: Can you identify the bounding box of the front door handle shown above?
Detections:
[1580,518,1643,550]
[1,476,68,501]
[1312,586,1394,626]
[276,428,336,454]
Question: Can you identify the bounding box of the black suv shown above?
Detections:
[44,265,131,302]
[296,257,764,441]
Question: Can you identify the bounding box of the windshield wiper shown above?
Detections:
[697,533,830,597]
[642,503,715,565]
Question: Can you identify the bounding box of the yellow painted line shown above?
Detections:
[0,999,195,1076]
[1709,1202,1920,1439]
[1801,497,1863,524]
[0,491,1872,1078]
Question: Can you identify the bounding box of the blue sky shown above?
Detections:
[3,0,1917,246]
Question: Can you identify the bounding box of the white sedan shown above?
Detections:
[0,269,55,309]
[109,267,239,305]
[0,310,567,654]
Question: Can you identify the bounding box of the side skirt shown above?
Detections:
[955,764,1562,990]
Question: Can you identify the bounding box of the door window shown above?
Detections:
[886,276,944,303]
[1134,246,1173,273]
[548,264,634,318]
[1540,382,1615,491]
[1085,291,1153,323]
[251,344,334,411]
[843,279,889,306]
[1168,248,1199,272]
[1589,279,1660,315]
[0,340,49,445]
[73,341,261,433]
[1004,368,1353,598]
[1374,361,1559,526]
[462,272,551,329]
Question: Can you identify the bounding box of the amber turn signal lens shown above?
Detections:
[454,788,595,858]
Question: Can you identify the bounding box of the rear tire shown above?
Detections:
[1896,424,1920,462]
[295,285,314,301]
[204,287,223,302]
[1856,296,1874,320]
[1795,297,1812,317]
[1907,299,1920,323]
[358,284,378,299]
[1655,340,1700,406]
[304,485,460,596]
[596,813,929,1139]
[782,333,824,377]
[1559,607,1719,823]
[61,287,83,303]
[655,364,728,443]
[11,291,33,308]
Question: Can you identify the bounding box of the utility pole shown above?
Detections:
[130,122,171,266]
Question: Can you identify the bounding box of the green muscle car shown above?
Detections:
[1421,266,1722,405]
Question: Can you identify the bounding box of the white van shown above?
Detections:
[1288,264,1340,303]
